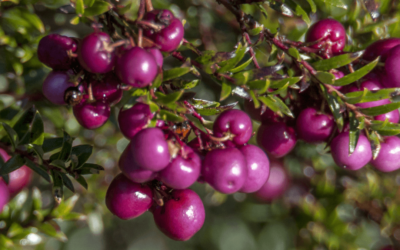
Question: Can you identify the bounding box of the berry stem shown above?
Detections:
[145,0,153,12]
[137,0,146,20]
[87,83,95,103]
[138,28,143,48]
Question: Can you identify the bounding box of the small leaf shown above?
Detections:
[75,175,88,189]
[163,67,192,81]
[258,96,294,117]
[131,88,148,97]
[58,131,73,161]
[31,111,44,145]
[152,72,163,88]
[233,65,285,85]
[32,187,42,211]
[13,106,35,145]
[0,155,24,175]
[368,131,381,160]
[249,91,260,108]
[155,90,184,105]
[70,16,80,25]
[217,43,248,73]
[83,1,111,16]
[316,0,347,9]
[42,137,64,153]
[2,123,18,151]
[288,47,301,60]
[332,57,379,86]
[220,80,232,101]
[0,106,19,121]
[195,102,237,116]
[230,56,254,73]
[348,111,360,155]
[171,79,200,90]
[60,173,75,192]
[191,99,220,109]
[25,159,50,182]
[50,159,66,170]
[29,144,44,164]
[315,72,335,84]
[311,51,364,71]
[306,0,317,12]
[75,0,85,15]
[158,110,185,122]
[370,120,400,136]
[345,88,400,104]
[51,170,63,203]
[360,102,400,116]
[248,25,264,36]
[270,76,303,88]
[70,145,93,169]
[321,85,344,131]
[36,222,67,242]
[247,79,270,93]
[195,50,217,64]
[77,163,104,175]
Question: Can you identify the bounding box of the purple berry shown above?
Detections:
[332,71,345,90]
[330,132,372,170]
[146,47,164,68]
[158,145,201,189]
[78,32,115,74]
[202,147,247,194]
[118,103,154,139]
[363,38,400,62]
[42,70,76,105]
[0,181,9,214]
[371,136,400,172]
[296,107,334,144]
[119,145,157,183]
[239,145,270,193]
[38,34,77,70]
[73,100,110,129]
[115,46,158,88]
[106,173,153,220]
[257,122,297,158]
[152,189,205,241]
[384,45,400,88]
[143,10,184,52]
[254,160,289,202]
[305,19,346,55]
[213,109,253,145]
[91,73,123,106]
[129,128,170,171]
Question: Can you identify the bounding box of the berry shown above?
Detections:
[243,99,278,123]
[143,10,184,52]
[115,46,158,88]
[239,145,270,193]
[90,73,123,105]
[146,47,164,68]
[106,173,153,220]
[305,18,346,55]
[384,45,400,88]
[38,34,78,70]
[371,136,400,172]
[73,100,110,129]
[42,70,76,105]
[330,132,372,170]
[118,103,154,139]
[374,108,400,123]
[363,38,400,62]
[129,128,170,171]
[202,147,247,194]
[295,107,334,144]
[0,181,9,214]
[78,32,115,74]
[257,122,297,158]
[119,145,157,183]
[213,109,253,145]
[254,161,289,202]
[152,189,205,241]
[332,71,344,90]
[158,145,201,189]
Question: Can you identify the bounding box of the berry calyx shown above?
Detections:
[213,109,253,145]
[295,107,334,144]
[371,136,400,172]
[257,122,297,158]
[254,160,289,202]
[119,145,157,183]
[106,173,153,220]
[42,70,76,105]
[118,103,154,139]
[72,100,111,129]
[38,34,78,70]
[90,73,123,106]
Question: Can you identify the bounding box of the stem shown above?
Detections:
[87,83,95,102]
[137,0,146,20]
[145,0,153,12]
[138,28,143,47]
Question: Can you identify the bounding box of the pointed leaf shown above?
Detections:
[31,111,44,145]
[75,0,85,15]
[163,67,192,81]
[0,155,24,175]
[51,170,64,203]
[360,102,400,116]
[25,159,50,182]
[332,57,379,86]
[258,96,293,117]
[42,137,64,153]
[311,51,364,71]
[155,90,184,105]
[2,123,18,151]
[220,80,232,101]
[158,110,185,122]
[348,111,360,154]
[58,131,73,161]
[83,1,111,16]
[60,173,75,192]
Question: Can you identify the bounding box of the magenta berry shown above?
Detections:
[239,145,270,193]
[330,132,372,170]
[146,47,164,68]
[91,73,123,106]
[363,38,400,62]
[202,147,247,194]
[129,128,170,171]
[305,18,346,55]
[0,181,9,214]
[78,32,115,74]
[296,107,334,144]
[158,146,201,189]
[374,109,400,123]
[118,103,154,139]
[73,100,111,129]
[370,136,400,172]
[213,109,253,145]
[384,45,400,88]
[42,70,76,105]
[106,173,153,220]
[115,46,158,88]
[254,161,289,202]
[152,189,205,241]
[332,71,345,90]
[257,122,297,158]
[38,34,77,70]
[119,145,157,183]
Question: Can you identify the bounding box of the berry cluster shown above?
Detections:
[38,9,184,129]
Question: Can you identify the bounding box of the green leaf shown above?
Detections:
[2,123,18,151]
[270,76,303,88]
[191,99,220,109]
[75,175,88,189]
[247,79,270,93]
[321,85,344,131]
[287,0,311,25]
[258,96,294,117]
[131,88,148,97]
[84,0,95,7]
[163,67,192,81]
[60,173,75,192]
[42,137,64,153]
[220,80,232,101]
[32,187,42,211]
[306,0,317,12]
[19,9,45,33]
[315,72,335,84]
[0,155,25,175]
[232,65,285,85]
[83,1,111,16]
[332,57,379,86]
[230,56,254,73]
[152,73,163,88]
[31,111,44,145]
[195,102,237,116]
[171,79,200,90]
[70,16,80,25]
[217,43,248,73]
[75,0,85,15]
[0,106,19,121]
[51,170,64,203]
[311,51,363,71]
[155,90,184,105]
[288,47,301,60]
[13,106,35,145]
[70,145,93,169]
[249,91,260,108]
[58,131,73,161]
[368,131,381,160]
[348,111,360,155]
[360,102,400,116]
[25,159,51,182]
[195,50,217,64]
[29,144,44,164]
[36,222,67,242]
[248,25,264,36]
[370,120,400,136]
[50,159,66,170]
[158,110,185,122]
[116,3,133,14]
[77,163,104,175]
[345,88,400,104]
[316,0,347,9]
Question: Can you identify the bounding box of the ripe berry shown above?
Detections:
[143,10,184,52]
[254,160,289,202]
[146,47,164,68]
[0,181,9,213]
[90,73,123,105]
[119,145,157,183]
[305,18,346,56]
[257,122,297,158]
[213,109,253,145]
[118,103,154,139]
[152,189,205,241]
[129,128,170,171]
[115,46,158,88]
[239,145,270,193]
[384,45,400,88]
[332,71,344,90]
[370,136,400,172]
[330,132,372,170]
[73,100,111,129]
[295,107,334,144]
[106,173,153,220]
[202,147,247,194]
[158,145,201,189]
[42,71,76,105]
[38,34,78,70]
[363,38,400,62]
[78,32,115,74]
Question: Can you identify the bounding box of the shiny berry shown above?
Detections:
[371,136,400,172]
[384,45,400,88]
[146,47,164,68]
[152,189,205,241]
[332,71,345,90]
[106,173,153,220]
[42,71,76,105]
[91,73,123,105]
[202,147,247,194]
[119,145,157,183]
[239,145,270,193]
[213,109,253,145]
[254,160,289,202]
[38,34,77,70]
[118,103,154,139]
[257,122,297,158]
[296,107,334,144]
[73,100,110,129]
[330,132,372,170]
[0,181,9,214]
[78,32,115,74]
[363,38,400,62]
